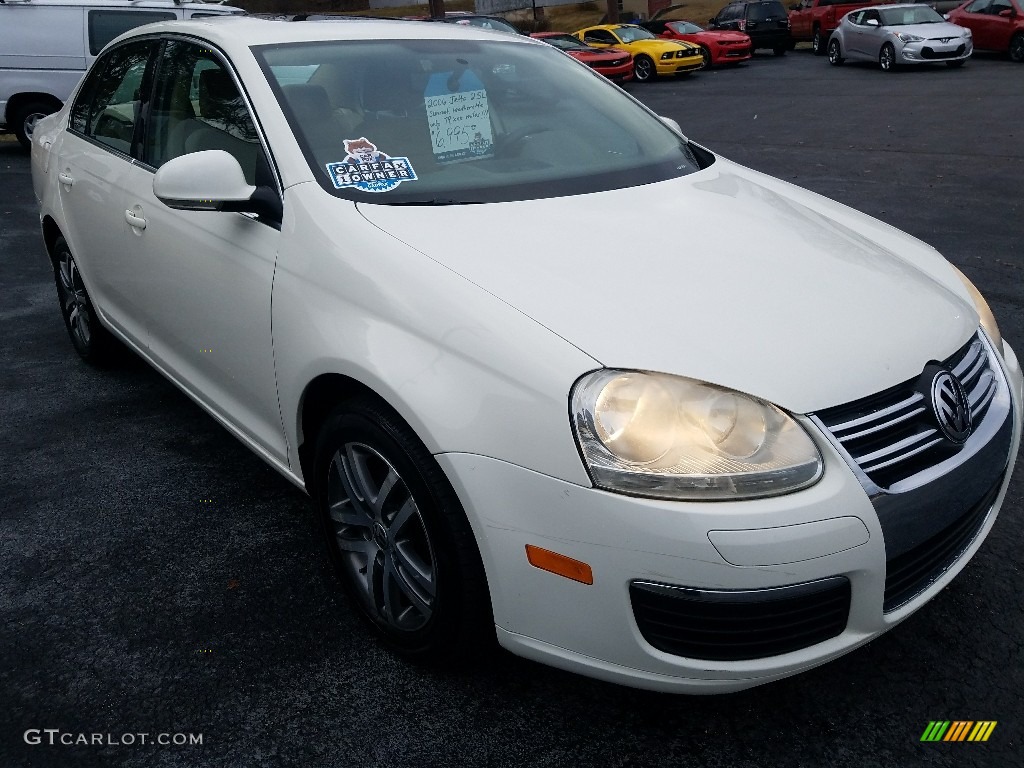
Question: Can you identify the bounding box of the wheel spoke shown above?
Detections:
[334,534,372,555]
[329,498,368,527]
[331,451,374,523]
[385,551,432,620]
[388,497,417,538]
[365,550,384,615]
[371,467,400,515]
[344,444,377,507]
[392,539,435,601]
[58,259,73,294]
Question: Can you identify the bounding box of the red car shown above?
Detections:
[947,0,1024,62]
[530,32,635,82]
[640,20,752,67]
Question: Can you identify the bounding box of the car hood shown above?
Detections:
[621,38,695,54]
[356,158,976,414]
[887,21,969,37]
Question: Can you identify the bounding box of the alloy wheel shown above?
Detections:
[326,441,437,632]
[57,250,91,349]
[880,43,895,71]
[634,56,654,81]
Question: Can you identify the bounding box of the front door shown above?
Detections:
[121,39,288,464]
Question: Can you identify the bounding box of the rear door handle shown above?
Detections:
[58,171,74,187]
[124,209,147,230]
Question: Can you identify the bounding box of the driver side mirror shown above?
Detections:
[866,18,880,25]
[153,149,281,222]
[998,8,1013,16]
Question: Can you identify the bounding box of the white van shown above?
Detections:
[0,0,242,148]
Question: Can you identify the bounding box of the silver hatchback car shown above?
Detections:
[828,3,973,70]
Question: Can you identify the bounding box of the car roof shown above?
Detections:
[107,15,540,51]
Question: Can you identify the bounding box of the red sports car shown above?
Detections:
[530,32,635,82]
[640,20,752,67]
[947,0,1024,62]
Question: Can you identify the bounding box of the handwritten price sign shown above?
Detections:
[424,71,494,164]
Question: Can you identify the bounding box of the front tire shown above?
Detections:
[698,46,712,69]
[313,397,492,661]
[633,54,656,82]
[773,46,787,56]
[828,38,845,65]
[879,42,896,71]
[1010,32,1024,62]
[946,59,965,68]
[52,236,116,364]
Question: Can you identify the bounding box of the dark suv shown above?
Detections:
[708,0,792,55]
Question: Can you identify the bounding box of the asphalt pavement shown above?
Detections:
[1,50,1022,768]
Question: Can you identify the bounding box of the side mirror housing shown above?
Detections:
[154,150,256,211]
[659,115,688,143]
[866,18,880,26]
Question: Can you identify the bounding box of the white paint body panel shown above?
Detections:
[30,17,1023,693]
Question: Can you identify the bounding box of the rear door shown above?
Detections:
[56,38,159,346]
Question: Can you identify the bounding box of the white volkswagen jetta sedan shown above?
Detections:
[30,16,1021,693]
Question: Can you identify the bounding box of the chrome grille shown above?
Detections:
[813,334,997,490]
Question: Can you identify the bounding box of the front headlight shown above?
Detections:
[661,51,675,60]
[896,33,924,43]
[570,370,823,501]
[952,265,1002,352]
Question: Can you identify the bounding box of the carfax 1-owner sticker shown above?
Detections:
[326,138,417,193]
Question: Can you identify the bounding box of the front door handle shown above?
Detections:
[58,171,74,187]
[124,209,147,230]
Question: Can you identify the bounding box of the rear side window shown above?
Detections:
[88,10,175,55]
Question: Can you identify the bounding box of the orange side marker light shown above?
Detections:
[525,545,593,585]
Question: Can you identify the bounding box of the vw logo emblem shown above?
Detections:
[930,370,972,444]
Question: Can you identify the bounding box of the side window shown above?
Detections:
[69,40,155,155]
[863,9,880,23]
[990,0,1011,13]
[849,10,864,24]
[144,41,262,185]
[964,0,991,11]
[583,30,619,44]
[88,10,175,56]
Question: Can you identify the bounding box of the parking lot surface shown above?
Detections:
[2,50,1022,768]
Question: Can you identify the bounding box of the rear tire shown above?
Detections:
[313,397,493,662]
[12,99,58,150]
[880,42,896,71]
[1010,32,1024,62]
[773,46,787,56]
[812,27,827,56]
[828,38,844,65]
[52,236,117,364]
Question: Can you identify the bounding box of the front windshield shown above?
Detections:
[538,33,593,51]
[879,6,944,24]
[667,21,704,34]
[255,39,700,205]
[615,26,657,42]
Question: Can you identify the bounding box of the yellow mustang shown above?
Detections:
[574,24,704,81]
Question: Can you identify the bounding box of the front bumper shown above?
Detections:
[438,341,1022,693]
[897,38,973,64]
[655,55,704,75]
[594,61,635,82]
